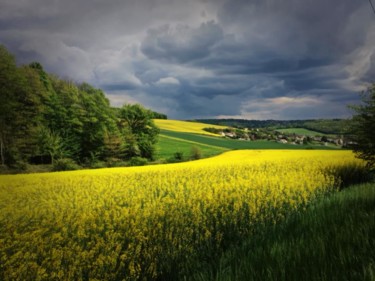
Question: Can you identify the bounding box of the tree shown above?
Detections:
[0,46,164,170]
[118,104,159,160]
[350,83,375,169]
[0,45,19,165]
[37,127,67,164]
[190,146,202,160]
[0,46,44,166]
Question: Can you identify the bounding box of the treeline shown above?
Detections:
[0,46,165,172]
[196,119,351,135]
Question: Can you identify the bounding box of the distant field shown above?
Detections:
[155,134,228,160]
[156,129,339,160]
[154,119,227,136]
[276,128,329,136]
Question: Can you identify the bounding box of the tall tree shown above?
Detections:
[0,46,164,169]
[77,83,118,162]
[0,46,19,165]
[118,104,159,160]
[0,46,44,165]
[350,83,375,169]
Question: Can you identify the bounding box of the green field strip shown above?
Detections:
[160,130,299,149]
[155,134,227,159]
[160,129,340,150]
[275,128,331,137]
[159,134,228,151]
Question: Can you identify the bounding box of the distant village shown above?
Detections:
[204,127,352,147]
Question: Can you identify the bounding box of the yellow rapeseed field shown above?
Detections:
[0,150,364,280]
[154,119,227,135]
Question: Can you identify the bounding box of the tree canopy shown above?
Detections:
[0,45,165,171]
[350,83,375,169]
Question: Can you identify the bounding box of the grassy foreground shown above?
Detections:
[191,182,375,281]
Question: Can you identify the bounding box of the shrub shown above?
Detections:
[11,161,28,172]
[90,161,107,169]
[190,146,202,160]
[52,158,80,171]
[105,157,127,167]
[129,157,148,166]
[174,151,184,161]
[326,162,373,189]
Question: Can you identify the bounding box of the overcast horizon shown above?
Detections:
[1,0,374,120]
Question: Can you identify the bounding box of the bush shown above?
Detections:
[106,158,127,168]
[10,161,28,172]
[174,151,184,161]
[190,146,202,160]
[326,162,373,189]
[129,157,148,166]
[0,165,10,174]
[90,161,107,169]
[52,158,80,171]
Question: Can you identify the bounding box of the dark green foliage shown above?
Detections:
[0,46,45,166]
[105,157,127,167]
[326,162,373,190]
[45,78,118,163]
[197,119,350,135]
[129,156,148,166]
[150,111,168,119]
[202,127,223,134]
[37,127,67,163]
[52,158,80,171]
[173,151,184,161]
[118,104,159,160]
[0,46,160,171]
[349,84,375,169]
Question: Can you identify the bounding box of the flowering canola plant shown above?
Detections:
[154,119,227,135]
[0,150,363,280]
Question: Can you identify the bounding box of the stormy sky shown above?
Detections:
[1,0,374,119]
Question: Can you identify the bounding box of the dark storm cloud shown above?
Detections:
[141,21,223,63]
[1,0,374,119]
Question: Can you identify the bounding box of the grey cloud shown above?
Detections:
[1,0,374,120]
[141,21,223,63]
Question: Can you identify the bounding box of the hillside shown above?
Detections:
[155,119,341,161]
[276,128,330,137]
[154,119,227,136]
[196,118,351,135]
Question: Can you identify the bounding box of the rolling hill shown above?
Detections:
[154,119,340,161]
[153,119,227,136]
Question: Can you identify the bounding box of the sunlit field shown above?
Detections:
[154,119,227,135]
[0,150,366,280]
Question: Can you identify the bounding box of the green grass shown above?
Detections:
[188,182,375,281]
[276,127,331,137]
[156,129,340,160]
[155,134,228,160]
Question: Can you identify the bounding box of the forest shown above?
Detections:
[196,118,351,135]
[0,46,166,172]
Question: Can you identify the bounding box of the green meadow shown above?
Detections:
[276,127,331,136]
[156,129,340,160]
